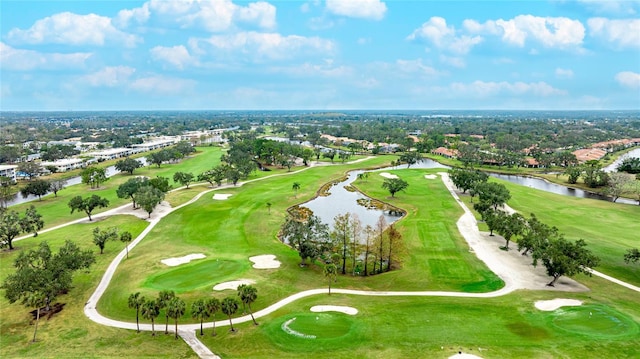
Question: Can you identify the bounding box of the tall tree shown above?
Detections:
[115,158,143,175]
[374,215,387,273]
[518,214,558,256]
[120,231,133,258]
[167,297,186,339]
[1,206,45,250]
[205,297,221,336]
[21,205,44,237]
[351,214,362,276]
[494,212,526,250]
[475,182,511,210]
[386,224,403,271]
[332,213,353,275]
[362,225,374,276]
[173,171,195,189]
[128,292,146,333]
[149,176,172,193]
[117,177,149,209]
[382,178,409,198]
[532,237,599,286]
[49,179,67,197]
[292,182,301,198]
[68,194,109,221]
[92,226,118,254]
[604,172,634,202]
[81,166,108,189]
[191,299,210,336]
[237,284,258,325]
[2,241,94,340]
[20,179,50,201]
[280,212,330,266]
[141,299,160,336]
[221,297,239,332]
[136,186,165,218]
[157,290,175,335]
[17,162,41,181]
[323,263,338,295]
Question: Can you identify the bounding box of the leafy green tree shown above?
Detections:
[323,263,338,295]
[136,186,165,218]
[448,168,489,193]
[157,290,175,334]
[357,172,370,182]
[237,284,258,325]
[564,166,582,184]
[117,177,149,209]
[475,182,511,210]
[206,297,221,336]
[115,158,143,175]
[141,299,160,336]
[332,213,353,275]
[518,214,558,256]
[0,176,16,208]
[68,194,109,221]
[21,205,44,237]
[191,298,210,336]
[2,241,94,341]
[167,297,186,339]
[221,297,239,332]
[148,151,169,168]
[532,237,599,287]
[173,171,195,188]
[604,172,634,202]
[624,248,640,264]
[399,151,422,168]
[92,226,118,254]
[128,292,146,333]
[20,179,51,201]
[49,179,67,197]
[382,178,409,198]
[494,212,526,250]
[617,157,640,174]
[322,150,336,163]
[81,166,108,189]
[17,162,41,181]
[280,213,330,266]
[225,167,242,186]
[149,176,171,193]
[1,206,45,250]
[175,141,195,156]
[120,231,133,258]
[582,160,608,188]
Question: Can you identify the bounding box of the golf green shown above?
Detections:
[265,313,360,351]
[144,259,245,292]
[551,305,639,338]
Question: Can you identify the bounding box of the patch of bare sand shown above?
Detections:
[535,299,583,311]
[213,279,256,291]
[310,305,358,315]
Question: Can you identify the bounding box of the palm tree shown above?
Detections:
[120,231,133,259]
[157,290,175,334]
[128,292,146,333]
[141,300,160,336]
[323,263,338,295]
[266,202,272,214]
[221,297,239,332]
[292,182,301,198]
[166,297,185,339]
[237,284,258,325]
[205,298,221,336]
[191,299,210,336]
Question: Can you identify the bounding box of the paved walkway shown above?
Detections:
[14,162,637,358]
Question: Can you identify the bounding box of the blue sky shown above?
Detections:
[1,0,639,110]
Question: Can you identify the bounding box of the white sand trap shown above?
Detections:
[379,172,399,179]
[535,298,583,311]
[249,254,281,269]
[213,279,256,291]
[212,193,232,200]
[424,174,437,179]
[161,253,205,266]
[449,354,484,359]
[310,305,358,315]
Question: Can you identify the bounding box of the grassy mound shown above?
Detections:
[551,305,638,338]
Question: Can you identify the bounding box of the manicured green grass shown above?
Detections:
[144,259,248,293]
[0,215,197,358]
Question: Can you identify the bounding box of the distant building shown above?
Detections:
[431,147,459,158]
[572,148,607,162]
[0,165,18,182]
[40,158,84,172]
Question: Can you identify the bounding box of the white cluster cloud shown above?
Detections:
[555,68,574,79]
[577,0,639,15]
[80,66,136,87]
[150,45,194,70]
[7,12,140,47]
[408,17,483,54]
[450,80,567,97]
[326,0,387,20]
[587,18,640,48]
[615,71,640,89]
[395,58,441,77]
[464,15,585,49]
[117,0,276,31]
[0,42,92,71]
[194,31,335,61]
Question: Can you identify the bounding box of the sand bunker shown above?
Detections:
[249,254,281,269]
[213,279,256,291]
[535,299,583,311]
[449,354,484,359]
[310,305,358,315]
[212,193,232,200]
[424,174,438,179]
[379,172,399,179]
[161,253,205,266]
